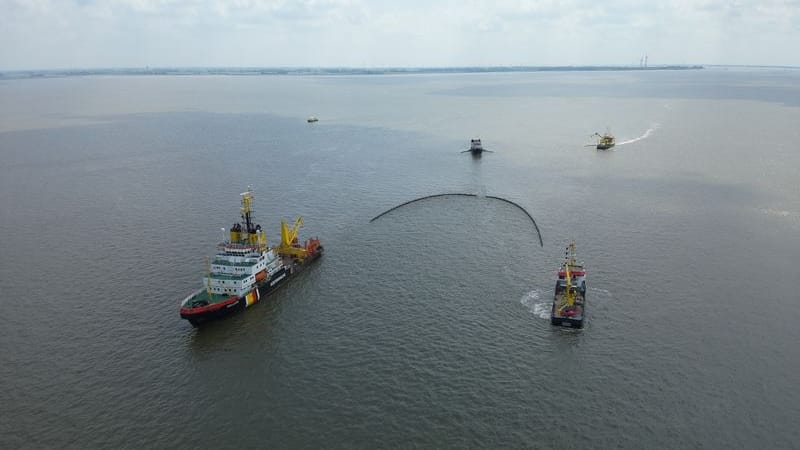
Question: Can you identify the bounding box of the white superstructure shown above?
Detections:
[204,241,286,297]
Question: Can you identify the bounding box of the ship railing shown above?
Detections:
[218,243,259,253]
[180,288,205,306]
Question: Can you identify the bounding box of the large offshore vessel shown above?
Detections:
[551,242,587,328]
[179,189,323,326]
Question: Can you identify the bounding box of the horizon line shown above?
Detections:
[2,63,797,78]
[0,64,710,78]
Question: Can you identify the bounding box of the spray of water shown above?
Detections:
[520,289,551,320]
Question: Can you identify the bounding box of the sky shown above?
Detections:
[1,0,799,70]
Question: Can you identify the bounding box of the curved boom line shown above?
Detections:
[485,196,543,247]
[369,193,543,247]
[369,193,477,222]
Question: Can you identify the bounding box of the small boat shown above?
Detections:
[461,138,493,155]
[593,132,615,150]
[307,116,319,123]
[470,139,483,153]
[551,241,587,328]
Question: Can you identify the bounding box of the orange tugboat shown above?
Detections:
[179,188,323,326]
[551,242,587,328]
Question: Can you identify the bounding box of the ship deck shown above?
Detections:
[188,289,231,305]
[552,292,585,318]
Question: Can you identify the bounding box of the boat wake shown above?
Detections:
[761,208,799,219]
[616,124,659,146]
[520,289,550,320]
[586,287,613,306]
[589,287,612,296]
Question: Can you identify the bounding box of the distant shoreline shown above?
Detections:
[0,65,704,80]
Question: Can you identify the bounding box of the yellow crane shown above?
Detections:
[275,216,308,261]
[558,262,575,311]
[558,242,580,312]
[558,263,575,312]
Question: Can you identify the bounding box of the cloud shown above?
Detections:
[0,0,798,69]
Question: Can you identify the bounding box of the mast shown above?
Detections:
[240,187,263,247]
[241,188,254,234]
[566,241,576,266]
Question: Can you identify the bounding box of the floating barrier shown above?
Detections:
[369,193,543,247]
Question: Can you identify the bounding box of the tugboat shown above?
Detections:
[551,241,587,328]
[593,132,615,150]
[179,188,323,327]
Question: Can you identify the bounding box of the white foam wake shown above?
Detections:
[589,287,612,296]
[761,208,800,221]
[520,290,550,320]
[617,124,659,146]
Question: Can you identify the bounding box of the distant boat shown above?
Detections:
[592,132,615,150]
[307,116,318,123]
[461,138,493,155]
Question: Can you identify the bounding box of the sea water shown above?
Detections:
[1,68,799,448]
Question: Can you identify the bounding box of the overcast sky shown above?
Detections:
[2,0,799,70]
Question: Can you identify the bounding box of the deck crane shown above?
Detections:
[558,263,576,312]
[274,216,313,262]
[281,217,303,247]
